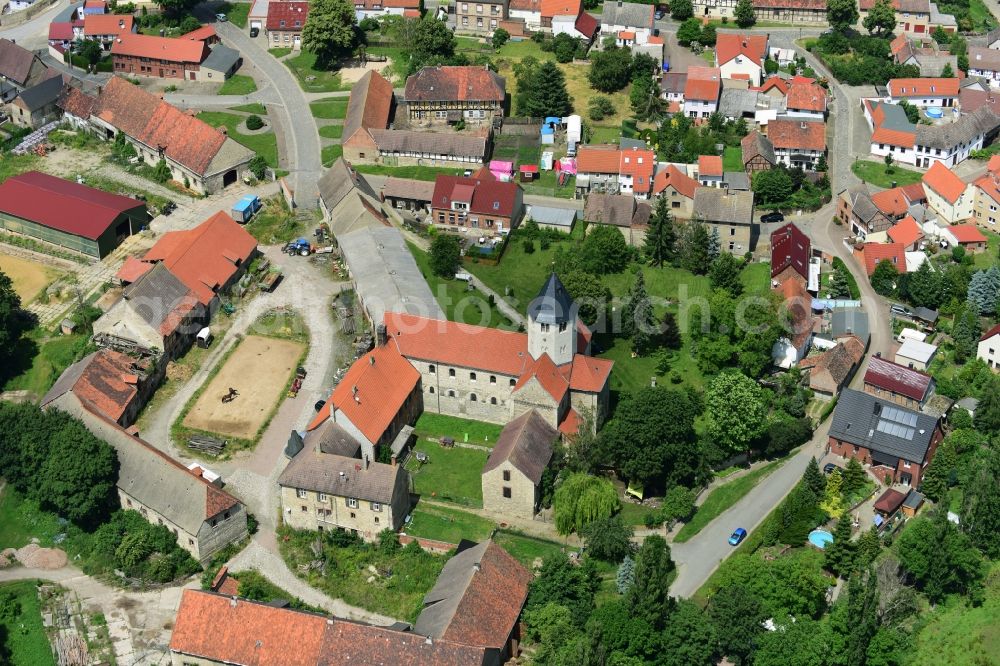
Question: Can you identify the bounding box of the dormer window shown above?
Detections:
[280,19,286,26]
[493,201,499,210]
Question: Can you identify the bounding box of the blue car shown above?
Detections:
[728,528,747,546]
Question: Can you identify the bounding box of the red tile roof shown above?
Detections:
[568,354,613,392]
[922,161,966,204]
[775,277,813,350]
[405,66,505,103]
[574,11,599,37]
[949,223,987,243]
[758,76,790,96]
[542,0,580,16]
[308,343,419,443]
[770,222,811,280]
[974,172,1000,205]
[862,242,907,275]
[887,216,923,247]
[111,32,209,63]
[61,350,141,422]
[888,77,960,98]
[116,255,153,283]
[266,1,309,30]
[715,33,768,66]
[786,79,827,112]
[83,13,134,36]
[872,125,916,148]
[94,77,230,176]
[142,211,257,305]
[684,66,721,102]
[558,406,581,435]
[981,323,1000,341]
[576,146,656,193]
[653,164,699,198]
[864,355,933,402]
[48,22,74,41]
[514,353,569,403]
[871,187,911,217]
[180,25,217,41]
[874,488,907,514]
[618,30,635,39]
[767,118,826,151]
[0,171,145,240]
[698,155,723,177]
[432,174,520,217]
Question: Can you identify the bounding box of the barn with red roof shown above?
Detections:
[0,171,148,258]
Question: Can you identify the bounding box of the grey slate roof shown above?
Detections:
[660,72,687,94]
[482,409,557,483]
[303,420,363,458]
[831,307,870,345]
[528,273,574,325]
[829,388,939,464]
[583,192,637,227]
[916,107,1000,150]
[600,0,654,28]
[318,158,379,212]
[742,131,776,166]
[724,171,750,191]
[202,44,240,73]
[369,129,488,160]
[0,38,43,87]
[415,542,491,640]
[913,54,959,77]
[16,74,63,112]
[381,176,434,203]
[526,204,577,228]
[912,306,938,323]
[845,184,880,223]
[122,262,197,334]
[619,137,648,150]
[693,187,754,225]
[718,88,767,119]
[970,46,1000,71]
[277,446,406,504]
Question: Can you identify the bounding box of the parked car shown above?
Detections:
[250,26,259,37]
[654,9,665,19]
[760,211,785,224]
[823,463,842,475]
[890,304,911,317]
[314,400,326,412]
[728,528,747,546]
[216,13,227,21]
[161,201,176,216]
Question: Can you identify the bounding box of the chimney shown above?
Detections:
[473,562,481,572]
[376,323,387,346]
[230,597,238,607]
[391,454,397,467]
[369,354,375,366]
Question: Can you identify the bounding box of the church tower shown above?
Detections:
[527,273,577,366]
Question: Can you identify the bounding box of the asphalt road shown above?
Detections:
[0,0,63,47]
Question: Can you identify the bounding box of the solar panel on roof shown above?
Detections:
[882,405,918,427]
[877,419,914,440]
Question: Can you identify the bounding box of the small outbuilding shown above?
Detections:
[481,409,558,520]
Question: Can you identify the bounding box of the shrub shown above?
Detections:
[245,115,265,130]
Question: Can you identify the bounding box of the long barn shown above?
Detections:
[0,171,148,258]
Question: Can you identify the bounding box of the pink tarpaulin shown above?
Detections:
[489,160,514,182]
[555,157,577,175]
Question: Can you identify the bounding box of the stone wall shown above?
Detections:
[482,462,537,520]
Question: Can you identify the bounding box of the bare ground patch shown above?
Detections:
[0,251,62,302]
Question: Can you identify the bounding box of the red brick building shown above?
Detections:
[266,1,309,50]
[111,33,209,80]
[827,388,943,487]
[431,172,524,233]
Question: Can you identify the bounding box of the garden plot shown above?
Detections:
[0,251,61,302]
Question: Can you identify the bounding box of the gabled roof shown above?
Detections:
[414,541,532,650]
[574,11,599,36]
[170,590,490,665]
[404,66,505,103]
[801,335,865,393]
[969,46,1000,71]
[278,447,406,503]
[483,409,557,484]
[528,273,574,325]
[770,222,811,280]
[0,171,145,240]
[948,223,987,243]
[864,355,933,402]
[49,22,75,41]
[871,186,914,217]
[57,83,98,119]
[715,33,767,66]
[542,0,580,16]
[862,242,906,276]
[513,353,569,403]
[370,129,488,160]
[181,25,217,41]
[0,38,46,86]
[829,389,939,464]
[786,79,827,112]
[141,211,257,305]
[599,0,653,27]
[653,164,699,198]
[915,106,1000,150]
[758,76,790,96]
[432,174,520,217]
[119,262,200,337]
[343,70,394,146]
[576,145,655,192]
[742,130,776,165]
[83,13,133,36]
[116,255,153,283]
[692,187,755,225]
[981,323,1000,341]
[266,1,309,30]
[921,161,966,204]
[111,32,209,62]
[874,488,907,513]
[308,343,420,444]
[318,158,380,215]
[888,77,960,98]
[887,216,924,247]
[767,117,826,151]
[698,155,724,177]
[684,66,721,102]
[568,353,613,392]
[660,71,687,94]
[583,192,640,227]
[40,349,143,422]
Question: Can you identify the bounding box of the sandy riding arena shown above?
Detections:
[0,251,61,301]
[183,335,305,440]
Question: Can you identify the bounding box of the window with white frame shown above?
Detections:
[347,497,359,509]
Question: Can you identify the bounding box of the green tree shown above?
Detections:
[621,270,657,355]
[966,266,999,314]
[526,553,599,626]
[0,270,30,368]
[707,225,721,262]
[842,458,867,496]
[904,260,945,309]
[552,32,578,63]
[710,253,744,297]
[626,535,675,629]
[553,473,620,535]
[301,0,359,68]
[804,457,826,496]
[863,0,897,35]
[896,511,984,603]
[429,234,460,277]
[580,514,635,562]
[247,155,268,180]
[679,220,711,274]
[899,100,920,123]
[754,618,828,666]
[599,388,700,487]
[820,468,845,517]
[153,0,198,16]
[660,599,719,666]
[752,168,794,206]
[734,0,756,26]
[824,516,857,577]
[588,95,615,121]
[659,311,682,350]
[765,416,812,457]
[152,159,171,183]
[616,555,635,593]
[559,270,611,327]
[941,62,955,77]
[952,302,982,362]
[919,438,955,501]
[974,377,1000,434]
[705,371,768,455]
[630,73,662,120]
[856,526,882,568]
[961,447,1000,558]
[77,38,103,67]
[588,47,633,93]
[491,27,510,50]
[828,0,860,31]
[676,18,703,46]
[521,61,572,117]
[37,422,118,525]
[870,259,898,297]
[661,485,697,522]
[645,195,676,267]
[671,0,694,19]
[827,266,853,298]
[580,223,632,274]
[708,586,765,665]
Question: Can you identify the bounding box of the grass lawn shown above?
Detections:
[619,501,661,526]
[523,168,575,198]
[723,146,743,172]
[0,486,63,548]
[353,164,466,180]
[407,242,512,328]
[244,196,304,244]
[229,102,267,114]
[284,52,349,93]
[218,74,258,95]
[268,47,292,58]
[321,144,343,166]
[969,0,998,32]
[404,439,489,508]
[674,459,783,543]
[741,261,771,294]
[197,111,278,167]
[318,124,343,139]
[413,412,503,446]
[590,125,623,144]
[221,1,250,27]
[973,228,1000,269]
[909,563,1000,665]
[851,160,923,188]
[310,98,348,119]
[1,332,92,398]
[228,570,324,613]
[493,530,566,567]
[0,581,55,666]
[404,503,495,543]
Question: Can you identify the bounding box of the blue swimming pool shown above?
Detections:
[926,107,944,118]
[809,529,834,549]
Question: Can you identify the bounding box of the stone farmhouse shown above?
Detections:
[404,66,505,127]
[385,273,614,432]
[481,409,558,519]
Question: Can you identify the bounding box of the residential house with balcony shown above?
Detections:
[575,145,655,198]
[767,117,826,170]
[404,66,505,126]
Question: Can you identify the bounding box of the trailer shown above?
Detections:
[232,194,262,223]
[260,270,282,292]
